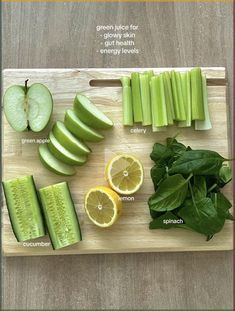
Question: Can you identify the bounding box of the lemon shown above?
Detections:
[105,154,144,195]
[84,186,122,227]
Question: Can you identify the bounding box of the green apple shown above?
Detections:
[39,144,76,176]
[73,94,113,129]
[52,121,91,156]
[64,109,104,142]
[3,81,53,132]
[48,132,87,166]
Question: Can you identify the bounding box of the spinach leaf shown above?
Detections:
[178,197,225,236]
[169,150,226,176]
[148,174,190,212]
[166,137,187,156]
[149,211,185,229]
[218,166,232,186]
[192,176,207,199]
[150,164,166,191]
[210,192,233,220]
[149,209,166,220]
[150,143,173,163]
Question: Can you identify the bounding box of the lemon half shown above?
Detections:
[105,154,144,195]
[85,186,122,227]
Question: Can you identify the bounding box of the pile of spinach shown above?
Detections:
[148,137,233,240]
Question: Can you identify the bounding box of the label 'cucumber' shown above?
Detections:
[2,175,45,242]
[39,182,82,249]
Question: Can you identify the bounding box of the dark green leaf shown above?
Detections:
[168,150,226,176]
[150,165,166,191]
[149,211,185,229]
[178,197,224,236]
[150,143,173,163]
[193,176,207,199]
[148,174,189,212]
[149,208,165,219]
[166,137,187,156]
[218,166,232,186]
[210,192,233,220]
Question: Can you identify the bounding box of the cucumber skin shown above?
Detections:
[39,182,82,250]
[2,176,45,242]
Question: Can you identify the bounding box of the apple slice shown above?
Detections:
[48,132,87,166]
[74,94,113,129]
[52,121,91,156]
[39,144,76,176]
[64,109,104,142]
[3,81,53,132]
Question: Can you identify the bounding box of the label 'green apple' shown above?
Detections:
[3,81,53,132]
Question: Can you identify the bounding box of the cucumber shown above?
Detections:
[38,182,82,249]
[2,175,45,242]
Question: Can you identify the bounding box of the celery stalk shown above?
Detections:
[162,73,174,125]
[121,77,133,126]
[191,67,205,120]
[150,75,168,127]
[144,70,154,81]
[171,71,186,121]
[140,73,152,126]
[131,72,143,123]
[195,74,212,130]
[178,72,191,127]
[163,72,175,120]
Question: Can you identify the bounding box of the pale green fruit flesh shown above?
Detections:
[52,121,91,156]
[3,83,53,132]
[74,94,113,129]
[64,109,104,142]
[48,132,87,166]
[39,144,76,176]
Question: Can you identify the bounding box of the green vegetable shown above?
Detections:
[178,197,224,237]
[148,174,191,212]
[140,73,152,126]
[178,72,191,127]
[169,150,226,176]
[39,182,82,250]
[2,176,45,242]
[121,77,133,126]
[148,137,233,240]
[150,75,168,127]
[163,72,175,120]
[171,71,186,121]
[195,74,212,130]
[131,72,143,123]
[191,67,205,120]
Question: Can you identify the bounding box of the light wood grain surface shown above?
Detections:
[2,68,232,256]
[2,2,233,309]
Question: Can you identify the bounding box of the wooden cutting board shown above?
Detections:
[2,68,233,256]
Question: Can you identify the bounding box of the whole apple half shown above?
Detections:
[3,80,53,132]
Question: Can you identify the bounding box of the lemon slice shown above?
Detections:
[106,154,144,195]
[85,186,122,227]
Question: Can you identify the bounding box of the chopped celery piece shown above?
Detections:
[140,73,152,126]
[152,126,167,132]
[195,74,212,130]
[161,72,174,125]
[121,77,133,126]
[131,72,143,123]
[144,70,154,80]
[178,72,192,127]
[191,67,205,120]
[150,75,168,127]
[163,72,175,120]
[171,71,186,121]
